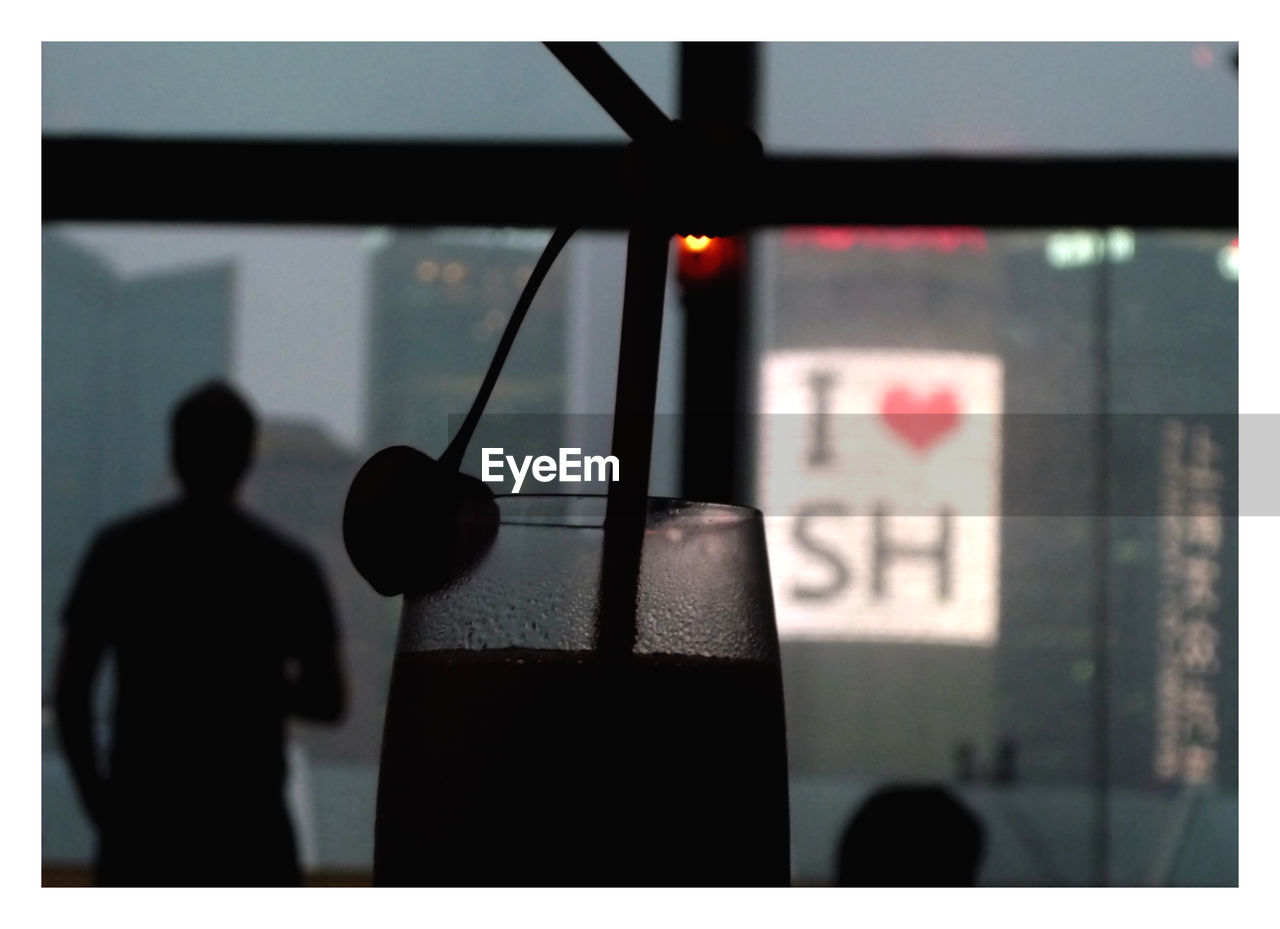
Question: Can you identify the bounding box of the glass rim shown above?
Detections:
[493,494,763,529]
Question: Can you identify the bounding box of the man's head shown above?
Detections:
[837,785,985,886]
[171,381,257,501]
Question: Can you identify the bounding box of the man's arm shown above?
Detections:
[286,643,347,722]
[53,623,109,828]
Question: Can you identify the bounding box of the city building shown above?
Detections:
[42,231,233,694]
[41,231,233,861]
[365,228,571,472]
[760,227,1237,883]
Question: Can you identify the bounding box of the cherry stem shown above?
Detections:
[440,224,577,473]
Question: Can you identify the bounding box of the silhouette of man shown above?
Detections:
[836,785,985,886]
[54,382,346,886]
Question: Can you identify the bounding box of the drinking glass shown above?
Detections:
[373,494,790,886]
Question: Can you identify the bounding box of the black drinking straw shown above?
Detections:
[543,43,678,659]
[544,43,671,144]
[596,227,670,658]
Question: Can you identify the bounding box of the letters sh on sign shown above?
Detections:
[759,350,1004,645]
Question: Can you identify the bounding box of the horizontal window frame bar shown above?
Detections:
[42,136,1237,229]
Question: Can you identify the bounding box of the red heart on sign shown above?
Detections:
[880,386,961,453]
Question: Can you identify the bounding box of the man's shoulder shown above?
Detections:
[91,501,184,547]
[93,502,319,568]
[232,510,323,570]
[65,503,185,610]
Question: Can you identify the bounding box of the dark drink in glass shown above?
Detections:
[373,496,790,886]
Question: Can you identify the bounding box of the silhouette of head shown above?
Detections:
[171,382,257,501]
[837,785,985,887]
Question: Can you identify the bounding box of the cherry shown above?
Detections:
[343,445,499,597]
[342,228,574,598]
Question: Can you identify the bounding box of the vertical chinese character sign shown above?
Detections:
[760,349,1003,644]
[1154,419,1225,786]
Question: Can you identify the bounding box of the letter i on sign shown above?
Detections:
[758,349,1003,644]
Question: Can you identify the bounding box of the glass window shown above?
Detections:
[42,42,678,142]
[753,226,1237,885]
[40,221,1238,886]
[41,223,683,876]
[762,43,1238,155]
[43,41,1238,888]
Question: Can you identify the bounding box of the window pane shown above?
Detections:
[41,223,682,878]
[762,43,1238,155]
[42,42,677,141]
[754,226,1237,885]
[41,218,1238,885]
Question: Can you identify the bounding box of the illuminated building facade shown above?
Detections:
[760,228,1237,794]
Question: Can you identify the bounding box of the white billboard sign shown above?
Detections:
[759,349,1003,644]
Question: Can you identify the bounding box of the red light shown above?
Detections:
[783,226,988,254]
[676,234,737,287]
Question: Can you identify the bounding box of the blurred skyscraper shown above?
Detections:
[42,233,233,863]
[365,228,570,466]
[42,232,233,691]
